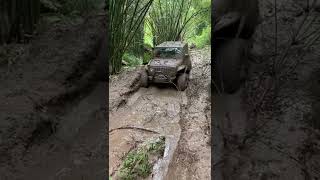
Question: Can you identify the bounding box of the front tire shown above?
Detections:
[140,70,149,88]
[177,73,189,91]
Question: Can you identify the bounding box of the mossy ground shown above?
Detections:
[117,136,165,180]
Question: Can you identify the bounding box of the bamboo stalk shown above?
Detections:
[109,0,154,74]
[146,0,205,45]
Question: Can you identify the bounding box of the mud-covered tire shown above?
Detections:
[214,39,247,94]
[140,70,149,88]
[177,73,188,91]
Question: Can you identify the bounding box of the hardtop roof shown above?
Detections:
[156,41,186,48]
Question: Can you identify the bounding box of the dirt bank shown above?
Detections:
[213,0,320,179]
[109,47,211,179]
[0,15,107,179]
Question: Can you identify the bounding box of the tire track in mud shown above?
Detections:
[13,83,107,180]
[109,81,184,179]
[109,47,211,179]
[166,48,211,180]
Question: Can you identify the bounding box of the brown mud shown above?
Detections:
[213,0,320,179]
[0,15,107,179]
[109,47,211,179]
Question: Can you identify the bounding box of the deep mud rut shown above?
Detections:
[109,47,211,179]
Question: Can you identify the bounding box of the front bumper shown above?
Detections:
[148,73,176,83]
[147,66,176,83]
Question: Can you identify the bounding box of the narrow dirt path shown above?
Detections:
[166,48,211,180]
[109,47,211,179]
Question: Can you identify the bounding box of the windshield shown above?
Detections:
[154,47,182,58]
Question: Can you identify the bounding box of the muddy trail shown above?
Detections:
[14,83,106,180]
[109,47,211,179]
[213,0,320,179]
[0,16,107,179]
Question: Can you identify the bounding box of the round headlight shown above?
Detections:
[149,68,154,73]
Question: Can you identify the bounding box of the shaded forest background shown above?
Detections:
[109,0,211,74]
[0,0,105,44]
[0,0,210,75]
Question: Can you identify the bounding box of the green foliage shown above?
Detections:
[188,25,211,48]
[122,53,143,67]
[144,22,153,47]
[123,51,152,67]
[146,0,208,46]
[117,136,165,180]
[118,150,152,179]
[143,51,152,64]
[109,0,154,74]
[184,0,211,48]
[126,3,145,57]
[146,136,165,155]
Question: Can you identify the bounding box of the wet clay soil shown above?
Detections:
[109,47,211,180]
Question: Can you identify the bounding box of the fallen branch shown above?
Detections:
[109,126,160,134]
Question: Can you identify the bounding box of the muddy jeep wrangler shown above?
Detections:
[140,41,192,91]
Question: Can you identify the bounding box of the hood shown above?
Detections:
[149,58,183,67]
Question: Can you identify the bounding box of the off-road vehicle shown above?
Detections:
[140,41,192,91]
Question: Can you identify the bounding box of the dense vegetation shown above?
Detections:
[145,0,210,47]
[109,0,211,74]
[108,0,153,74]
[117,136,165,179]
[0,0,210,75]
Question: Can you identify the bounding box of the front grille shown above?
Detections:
[151,66,176,76]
